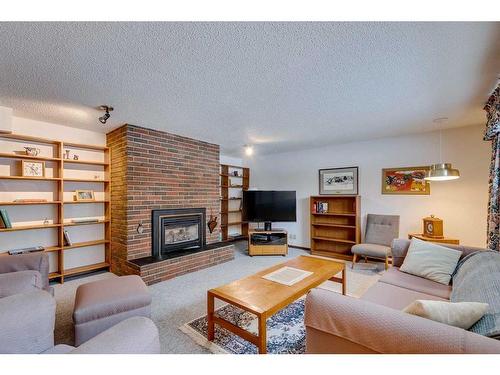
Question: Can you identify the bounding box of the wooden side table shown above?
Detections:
[408,233,459,245]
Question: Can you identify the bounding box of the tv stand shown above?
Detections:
[248,229,288,256]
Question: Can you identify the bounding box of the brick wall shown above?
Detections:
[129,245,234,285]
[106,124,221,280]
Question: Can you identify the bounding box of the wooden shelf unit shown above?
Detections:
[220,164,249,241]
[310,195,360,260]
[0,133,111,283]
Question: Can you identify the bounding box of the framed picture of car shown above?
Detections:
[319,167,358,195]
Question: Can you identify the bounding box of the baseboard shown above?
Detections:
[289,244,311,251]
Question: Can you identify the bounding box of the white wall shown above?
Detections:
[244,125,490,248]
[220,154,244,167]
[0,117,106,273]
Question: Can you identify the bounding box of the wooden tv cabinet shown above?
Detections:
[248,229,288,256]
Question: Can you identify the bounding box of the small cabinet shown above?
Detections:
[248,229,288,256]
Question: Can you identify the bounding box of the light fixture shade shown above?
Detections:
[424,163,460,181]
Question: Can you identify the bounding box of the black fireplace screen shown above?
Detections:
[164,220,200,245]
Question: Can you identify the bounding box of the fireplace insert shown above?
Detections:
[152,208,206,259]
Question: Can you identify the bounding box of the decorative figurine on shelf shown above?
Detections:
[24,147,40,157]
[207,210,218,234]
[233,171,239,177]
[64,150,71,160]
[73,154,79,160]
[43,217,49,225]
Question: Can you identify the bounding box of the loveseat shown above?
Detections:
[304,239,500,353]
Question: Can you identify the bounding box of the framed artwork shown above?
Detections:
[21,160,45,178]
[75,190,95,201]
[381,166,430,195]
[319,167,358,195]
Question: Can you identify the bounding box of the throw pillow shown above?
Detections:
[403,300,489,330]
[399,238,462,285]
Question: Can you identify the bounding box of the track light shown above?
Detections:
[98,105,113,124]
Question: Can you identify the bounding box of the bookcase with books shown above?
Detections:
[310,195,360,260]
[0,133,111,283]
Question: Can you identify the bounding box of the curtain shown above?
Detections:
[484,84,500,251]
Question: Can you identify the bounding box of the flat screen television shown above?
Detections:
[242,190,296,231]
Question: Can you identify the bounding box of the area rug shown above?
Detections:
[180,263,380,354]
[180,298,307,354]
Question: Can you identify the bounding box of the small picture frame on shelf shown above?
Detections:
[319,166,358,195]
[75,190,95,201]
[21,160,45,178]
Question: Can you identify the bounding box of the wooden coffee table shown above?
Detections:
[207,255,345,354]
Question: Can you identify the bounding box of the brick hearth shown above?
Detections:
[107,124,231,285]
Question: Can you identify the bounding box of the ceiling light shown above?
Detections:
[98,105,114,124]
[425,163,460,181]
[244,145,254,156]
[425,118,460,181]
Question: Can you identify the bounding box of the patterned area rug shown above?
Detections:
[180,262,381,354]
[180,298,307,354]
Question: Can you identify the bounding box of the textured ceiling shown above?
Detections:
[0,22,499,155]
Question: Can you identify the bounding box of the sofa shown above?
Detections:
[304,239,500,353]
[0,252,160,354]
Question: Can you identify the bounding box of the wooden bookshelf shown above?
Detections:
[0,201,63,205]
[0,133,111,283]
[0,223,62,232]
[310,195,360,260]
[220,164,250,241]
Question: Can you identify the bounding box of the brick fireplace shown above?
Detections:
[106,124,234,285]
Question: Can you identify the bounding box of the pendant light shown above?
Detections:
[425,119,460,181]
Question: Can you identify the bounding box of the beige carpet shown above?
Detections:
[52,243,382,352]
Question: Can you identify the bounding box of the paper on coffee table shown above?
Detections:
[262,266,313,286]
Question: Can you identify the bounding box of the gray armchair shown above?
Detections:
[351,214,400,270]
[0,253,160,354]
[0,252,53,298]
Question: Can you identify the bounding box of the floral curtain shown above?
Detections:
[484,84,500,251]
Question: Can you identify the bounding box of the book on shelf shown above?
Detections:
[0,209,12,228]
[8,246,45,255]
[63,230,72,246]
[13,199,48,203]
[71,218,100,224]
[313,202,329,214]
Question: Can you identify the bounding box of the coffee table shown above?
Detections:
[207,255,345,354]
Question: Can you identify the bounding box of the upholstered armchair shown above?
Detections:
[0,252,160,354]
[351,214,400,270]
[0,252,53,298]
